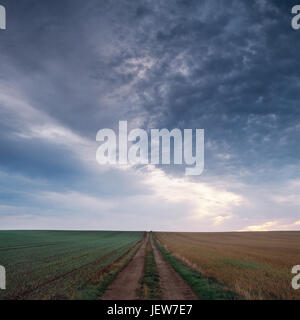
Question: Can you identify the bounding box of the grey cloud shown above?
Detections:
[0,0,299,230]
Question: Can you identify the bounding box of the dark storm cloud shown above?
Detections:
[0,0,299,179]
[127,0,300,180]
[0,0,299,230]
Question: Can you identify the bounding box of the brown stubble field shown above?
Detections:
[155,231,300,300]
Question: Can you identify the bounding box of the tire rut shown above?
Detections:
[100,233,148,300]
[150,236,197,300]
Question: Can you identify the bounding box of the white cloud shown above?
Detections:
[0,84,108,173]
[0,85,298,232]
[139,165,244,221]
[240,220,300,232]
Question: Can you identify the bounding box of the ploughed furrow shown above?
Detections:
[8,247,126,300]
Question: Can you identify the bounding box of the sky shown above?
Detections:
[0,0,299,231]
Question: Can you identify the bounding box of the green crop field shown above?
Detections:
[0,230,143,300]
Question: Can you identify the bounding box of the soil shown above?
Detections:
[100,233,197,300]
[100,234,148,300]
[150,236,197,300]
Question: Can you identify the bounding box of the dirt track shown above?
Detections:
[150,236,197,300]
[100,233,197,300]
[100,234,148,300]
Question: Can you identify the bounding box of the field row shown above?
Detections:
[0,230,143,299]
[155,231,300,300]
[1,231,299,300]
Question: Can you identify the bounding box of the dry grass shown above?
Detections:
[155,231,300,300]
